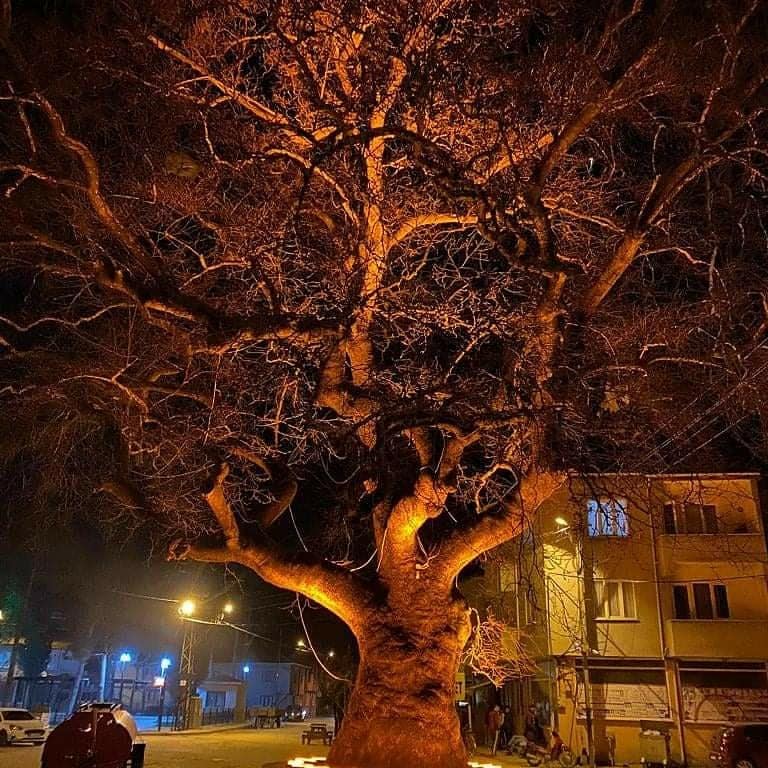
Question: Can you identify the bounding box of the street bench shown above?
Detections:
[301,724,333,745]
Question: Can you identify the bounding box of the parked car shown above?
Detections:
[0,708,46,746]
[283,706,308,722]
[710,724,768,768]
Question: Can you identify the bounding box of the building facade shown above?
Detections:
[212,661,317,714]
[477,473,768,766]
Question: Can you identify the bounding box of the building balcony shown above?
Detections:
[665,618,768,659]
[656,532,766,573]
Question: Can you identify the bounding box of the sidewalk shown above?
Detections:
[138,720,251,736]
[472,747,528,766]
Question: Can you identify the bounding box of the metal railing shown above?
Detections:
[201,707,235,726]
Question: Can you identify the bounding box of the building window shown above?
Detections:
[260,695,275,706]
[662,502,717,534]
[587,498,629,537]
[595,580,637,619]
[673,583,730,619]
[205,691,225,709]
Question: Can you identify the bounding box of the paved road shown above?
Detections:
[0,722,330,768]
[0,721,523,767]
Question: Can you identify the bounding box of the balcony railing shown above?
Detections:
[665,618,768,659]
[656,532,766,572]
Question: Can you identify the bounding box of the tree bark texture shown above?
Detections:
[328,597,471,768]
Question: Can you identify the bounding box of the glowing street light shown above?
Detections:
[296,639,306,649]
[327,650,335,658]
[223,602,234,615]
[117,652,132,704]
[554,516,569,528]
[158,657,172,731]
[179,599,196,617]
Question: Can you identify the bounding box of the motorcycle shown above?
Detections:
[525,741,575,767]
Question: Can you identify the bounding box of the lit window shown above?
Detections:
[672,583,729,619]
[587,498,629,537]
[595,580,637,619]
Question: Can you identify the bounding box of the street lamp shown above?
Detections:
[157,657,172,732]
[179,599,196,617]
[327,650,335,658]
[223,602,234,615]
[118,653,131,705]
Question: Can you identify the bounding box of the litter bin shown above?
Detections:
[41,703,145,768]
[639,729,671,767]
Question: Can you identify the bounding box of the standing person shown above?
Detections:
[550,730,565,760]
[500,706,513,750]
[487,704,503,755]
[524,704,544,745]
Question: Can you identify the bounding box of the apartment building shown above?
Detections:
[476,473,768,766]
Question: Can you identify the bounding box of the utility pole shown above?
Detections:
[574,520,596,767]
[176,620,197,730]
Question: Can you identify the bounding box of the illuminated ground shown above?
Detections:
[0,722,524,768]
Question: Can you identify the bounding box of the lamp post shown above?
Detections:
[176,600,196,731]
[117,652,131,706]
[157,657,171,731]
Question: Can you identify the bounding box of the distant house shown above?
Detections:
[211,661,317,714]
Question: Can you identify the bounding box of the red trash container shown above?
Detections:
[41,703,144,768]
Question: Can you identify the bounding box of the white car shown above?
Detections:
[0,708,46,746]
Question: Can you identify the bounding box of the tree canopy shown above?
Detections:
[1,0,767,632]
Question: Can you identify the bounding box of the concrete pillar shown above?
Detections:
[235,683,246,722]
[188,695,202,729]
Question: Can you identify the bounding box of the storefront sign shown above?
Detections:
[577,683,670,720]
[682,686,768,723]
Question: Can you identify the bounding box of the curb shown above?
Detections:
[140,723,251,737]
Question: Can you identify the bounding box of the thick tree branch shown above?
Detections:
[529,47,658,203]
[30,94,161,279]
[171,465,374,634]
[438,469,564,581]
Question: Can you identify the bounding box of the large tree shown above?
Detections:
[1,1,767,765]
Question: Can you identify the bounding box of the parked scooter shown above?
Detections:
[508,733,575,767]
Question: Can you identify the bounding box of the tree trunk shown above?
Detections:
[327,599,470,768]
